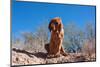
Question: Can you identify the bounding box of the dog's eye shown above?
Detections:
[54,22,58,26]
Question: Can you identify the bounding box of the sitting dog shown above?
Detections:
[45,17,67,57]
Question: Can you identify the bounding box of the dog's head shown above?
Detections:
[48,17,63,32]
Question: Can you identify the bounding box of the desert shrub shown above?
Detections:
[21,23,49,52]
[12,38,25,49]
[63,22,84,53]
[82,22,96,60]
[82,39,96,59]
[63,22,95,54]
[12,22,49,52]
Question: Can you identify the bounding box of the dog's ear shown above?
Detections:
[58,23,63,32]
[48,21,52,32]
[48,20,55,32]
[48,21,51,32]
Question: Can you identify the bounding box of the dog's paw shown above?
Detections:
[62,52,68,56]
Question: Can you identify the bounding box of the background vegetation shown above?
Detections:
[12,22,96,59]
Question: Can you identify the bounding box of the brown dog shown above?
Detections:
[45,17,67,57]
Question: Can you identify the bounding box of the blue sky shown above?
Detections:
[12,0,96,39]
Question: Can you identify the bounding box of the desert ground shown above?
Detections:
[12,48,95,66]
